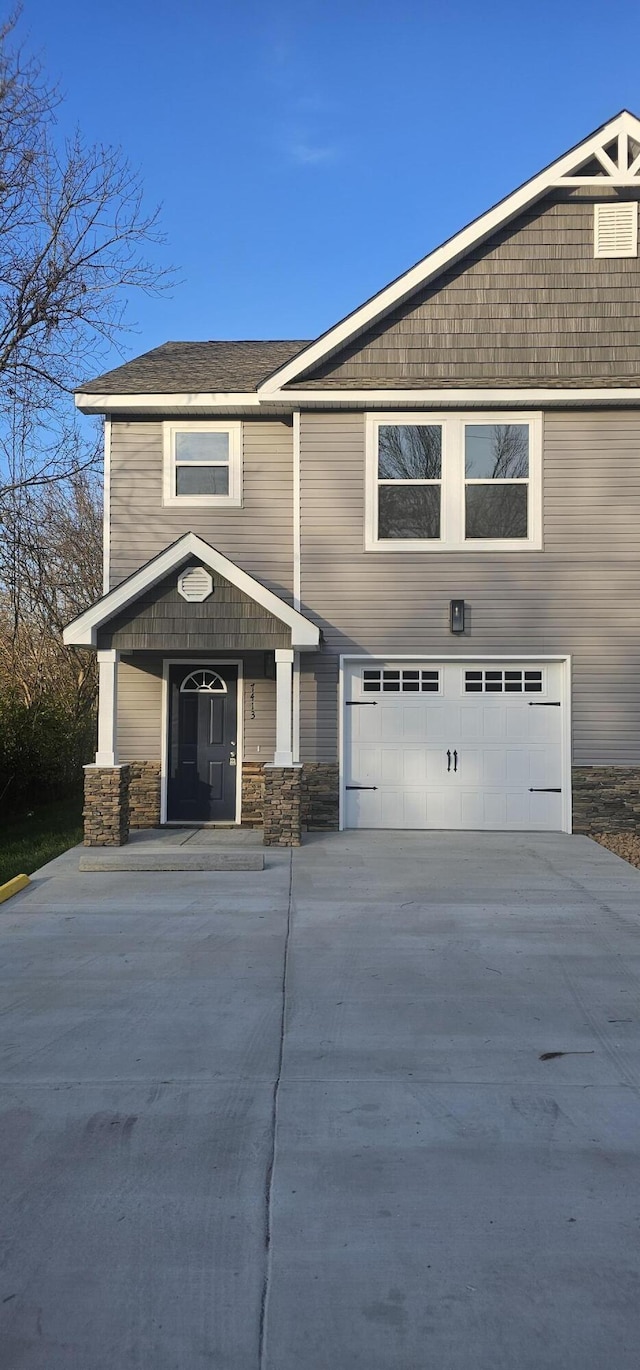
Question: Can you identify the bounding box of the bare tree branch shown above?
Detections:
[0,12,173,500]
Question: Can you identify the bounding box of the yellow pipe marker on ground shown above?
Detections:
[0,873,30,904]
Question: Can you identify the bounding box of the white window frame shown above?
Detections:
[365,412,543,552]
[162,421,242,507]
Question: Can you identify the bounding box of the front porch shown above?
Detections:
[62,535,335,848]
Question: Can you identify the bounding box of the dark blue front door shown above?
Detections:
[167,665,238,822]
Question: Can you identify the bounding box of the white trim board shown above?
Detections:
[62,532,320,649]
[258,111,640,394]
[268,387,640,407]
[76,386,640,414]
[293,410,301,610]
[103,417,111,593]
[76,391,262,413]
[160,658,243,825]
[338,653,572,835]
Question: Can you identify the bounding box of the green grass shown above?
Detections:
[0,795,83,887]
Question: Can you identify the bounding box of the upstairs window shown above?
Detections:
[366,413,541,551]
[464,423,529,540]
[377,424,442,539]
[163,422,242,506]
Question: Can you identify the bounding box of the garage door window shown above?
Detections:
[465,668,543,693]
[363,668,440,693]
[366,413,542,552]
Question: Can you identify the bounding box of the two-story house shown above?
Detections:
[64,110,640,846]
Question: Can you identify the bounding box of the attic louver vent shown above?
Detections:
[594,202,638,258]
[177,565,213,602]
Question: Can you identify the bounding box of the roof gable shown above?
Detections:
[63,534,320,649]
[258,110,640,395]
[289,192,640,391]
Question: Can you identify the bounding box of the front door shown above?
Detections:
[167,665,238,822]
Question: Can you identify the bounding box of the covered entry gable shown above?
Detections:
[63,532,320,650]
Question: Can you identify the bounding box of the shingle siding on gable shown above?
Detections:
[109,418,294,595]
[299,409,640,765]
[294,194,640,389]
[98,563,290,652]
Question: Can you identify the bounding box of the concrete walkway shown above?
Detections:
[2,832,640,1367]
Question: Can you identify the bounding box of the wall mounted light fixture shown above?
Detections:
[450,599,465,634]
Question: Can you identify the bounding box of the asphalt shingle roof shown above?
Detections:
[78,340,311,395]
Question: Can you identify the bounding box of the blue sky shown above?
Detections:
[17,0,640,378]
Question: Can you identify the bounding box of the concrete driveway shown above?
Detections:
[2,831,640,1369]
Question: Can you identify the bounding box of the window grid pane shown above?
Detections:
[464,423,529,541]
[176,466,230,496]
[378,485,441,540]
[175,431,230,463]
[464,669,543,694]
[362,668,441,694]
[378,425,442,479]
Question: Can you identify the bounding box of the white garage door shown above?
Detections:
[343,660,566,831]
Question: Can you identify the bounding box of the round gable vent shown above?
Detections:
[177,565,213,602]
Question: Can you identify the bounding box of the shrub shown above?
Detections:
[0,691,96,814]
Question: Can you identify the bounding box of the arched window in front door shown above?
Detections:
[179,669,228,694]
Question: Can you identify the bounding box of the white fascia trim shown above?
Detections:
[75,392,262,414]
[63,532,320,649]
[266,387,640,406]
[76,386,640,413]
[103,418,111,593]
[258,111,640,393]
[293,410,301,610]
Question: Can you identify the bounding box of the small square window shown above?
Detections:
[163,423,242,506]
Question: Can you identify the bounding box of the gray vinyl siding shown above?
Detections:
[295,193,640,389]
[243,673,276,760]
[117,652,275,764]
[300,653,339,762]
[117,659,163,760]
[300,409,640,766]
[109,418,293,593]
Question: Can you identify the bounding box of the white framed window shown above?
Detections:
[163,421,242,507]
[365,413,542,552]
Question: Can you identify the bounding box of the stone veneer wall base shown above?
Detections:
[572,766,640,834]
[243,761,339,832]
[263,767,302,847]
[301,762,340,830]
[83,765,130,847]
[128,761,161,829]
[241,762,265,828]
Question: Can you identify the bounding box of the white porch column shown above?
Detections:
[273,648,295,767]
[95,649,120,766]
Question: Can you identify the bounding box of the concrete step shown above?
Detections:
[78,847,264,872]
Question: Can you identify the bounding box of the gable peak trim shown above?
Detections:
[62,533,320,649]
[257,110,640,395]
